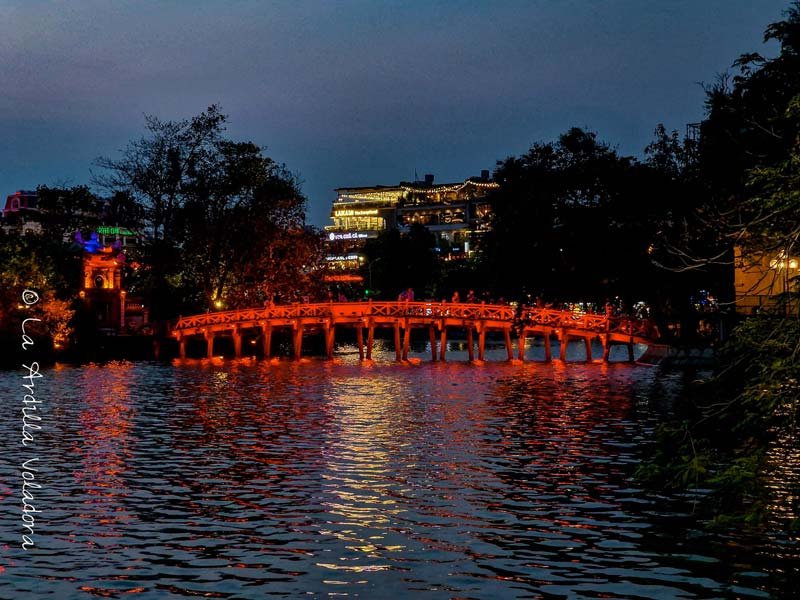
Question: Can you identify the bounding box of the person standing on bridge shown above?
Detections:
[466,290,476,303]
[406,287,414,302]
[451,291,460,303]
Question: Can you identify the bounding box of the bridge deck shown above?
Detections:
[171,301,658,362]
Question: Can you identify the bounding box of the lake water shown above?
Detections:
[1,342,797,598]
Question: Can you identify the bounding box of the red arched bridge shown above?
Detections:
[171,301,659,362]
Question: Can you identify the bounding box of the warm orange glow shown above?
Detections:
[323,274,364,282]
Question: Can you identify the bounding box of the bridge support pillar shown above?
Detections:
[478,328,486,361]
[394,324,402,361]
[293,323,304,360]
[542,328,553,362]
[559,330,568,362]
[402,324,411,360]
[601,336,610,362]
[504,328,513,361]
[518,331,526,360]
[627,341,635,362]
[233,327,243,358]
[178,336,186,360]
[325,324,335,359]
[438,325,446,361]
[467,328,475,362]
[584,336,592,362]
[366,321,374,360]
[426,325,436,361]
[205,332,215,359]
[261,325,272,359]
[356,325,364,360]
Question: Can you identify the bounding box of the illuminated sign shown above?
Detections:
[326,254,361,262]
[328,232,369,241]
[333,208,379,217]
[97,226,135,236]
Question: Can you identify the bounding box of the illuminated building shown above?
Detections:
[396,174,496,258]
[325,172,497,272]
[79,231,147,333]
[734,245,800,314]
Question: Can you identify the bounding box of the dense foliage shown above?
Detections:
[95,105,325,315]
[359,224,439,299]
[478,126,716,323]
[0,233,81,362]
[638,3,800,526]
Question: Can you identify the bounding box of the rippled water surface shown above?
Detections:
[1,345,797,598]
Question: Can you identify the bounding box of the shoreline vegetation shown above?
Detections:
[2,5,799,530]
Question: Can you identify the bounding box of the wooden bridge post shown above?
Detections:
[467,327,475,362]
[205,331,215,359]
[366,319,375,360]
[627,342,635,362]
[356,325,364,360]
[504,328,513,361]
[394,323,402,361]
[325,323,336,359]
[293,322,304,360]
[544,330,552,362]
[232,327,243,358]
[402,322,411,360]
[427,324,437,361]
[178,335,186,360]
[261,324,272,359]
[584,336,592,362]
[478,327,486,361]
[559,330,568,362]
[438,325,447,361]
[601,335,610,362]
[518,331,526,360]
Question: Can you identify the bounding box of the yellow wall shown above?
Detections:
[734,246,799,314]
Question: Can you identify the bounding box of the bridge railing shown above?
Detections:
[519,307,659,339]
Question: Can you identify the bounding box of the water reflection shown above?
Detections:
[0,353,796,598]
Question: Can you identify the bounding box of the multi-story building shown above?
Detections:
[325,172,497,275]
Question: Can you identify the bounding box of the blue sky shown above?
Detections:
[0,1,789,226]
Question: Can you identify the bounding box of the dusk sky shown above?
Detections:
[1,0,789,227]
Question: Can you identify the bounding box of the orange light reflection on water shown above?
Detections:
[75,361,137,538]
